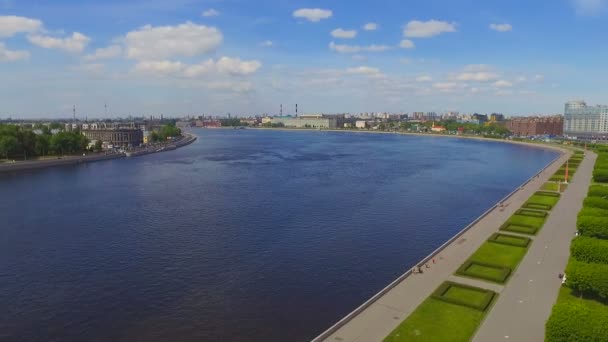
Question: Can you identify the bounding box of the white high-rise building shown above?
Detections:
[564,100,608,140]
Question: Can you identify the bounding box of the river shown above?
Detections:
[0,129,557,341]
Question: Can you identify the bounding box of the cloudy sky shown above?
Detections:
[1,0,607,118]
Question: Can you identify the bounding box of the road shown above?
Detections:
[472,151,595,342]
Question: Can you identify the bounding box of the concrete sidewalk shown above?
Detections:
[317,151,570,342]
[472,151,596,342]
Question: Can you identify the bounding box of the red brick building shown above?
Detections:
[506,116,564,136]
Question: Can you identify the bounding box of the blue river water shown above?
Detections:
[0,129,557,341]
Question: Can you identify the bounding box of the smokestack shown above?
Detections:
[280,104,283,116]
[296,104,298,117]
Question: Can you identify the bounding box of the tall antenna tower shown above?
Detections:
[105,103,108,117]
[73,105,76,121]
[280,104,283,116]
[296,104,298,117]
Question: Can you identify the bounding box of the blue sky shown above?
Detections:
[1,0,607,118]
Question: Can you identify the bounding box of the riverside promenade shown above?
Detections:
[473,151,596,341]
[315,147,570,342]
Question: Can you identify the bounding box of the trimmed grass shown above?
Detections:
[500,222,538,235]
[384,298,486,342]
[507,213,546,228]
[515,208,548,218]
[432,282,496,311]
[523,202,552,210]
[524,195,560,209]
[488,233,531,247]
[541,182,567,192]
[456,242,528,283]
[457,261,511,283]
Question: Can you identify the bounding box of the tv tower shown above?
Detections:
[280,104,283,116]
[104,103,108,117]
[73,105,76,121]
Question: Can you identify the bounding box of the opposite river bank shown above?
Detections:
[0,129,558,341]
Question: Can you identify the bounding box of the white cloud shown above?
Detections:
[205,81,253,93]
[133,57,261,78]
[293,8,333,22]
[124,22,222,60]
[0,42,29,61]
[28,32,90,53]
[493,80,513,87]
[454,72,499,82]
[432,82,464,91]
[416,75,432,82]
[403,20,456,38]
[572,0,606,15]
[260,40,273,47]
[489,23,512,32]
[399,39,415,49]
[331,28,357,39]
[515,75,527,82]
[215,56,262,76]
[346,66,381,75]
[329,41,391,53]
[84,45,122,61]
[0,15,42,37]
[202,8,219,17]
[534,74,545,81]
[363,23,378,31]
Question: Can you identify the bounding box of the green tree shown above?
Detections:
[0,135,18,159]
[94,140,103,152]
[34,134,50,156]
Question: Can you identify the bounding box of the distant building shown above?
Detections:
[355,120,372,129]
[81,128,144,147]
[564,100,608,140]
[267,115,338,129]
[506,116,563,136]
[490,113,504,121]
[431,123,446,132]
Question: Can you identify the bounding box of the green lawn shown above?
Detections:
[500,223,538,235]
[469,242,528,268]
[507,213,546,229]
[525,194,560,207]
[443,286,488,308]
[384,298,485,342]
[490,233,531,247]
[541,182,567,192]
[459,262,510,283]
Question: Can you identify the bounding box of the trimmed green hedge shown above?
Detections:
[535,191,561,198]
[545,301,608,342]
[571,236,608,264]
[523,202,552,210]
[500,222,538,235]
[578,207,608,218]
[577,216,608,239]
[515,209,548,218]
[583,196,608,210]
[456,260,511,283]
[593,169,608,183]
[566,259,608,299]
[487,233,531,247]
[588,185,608,198]
[431,281,496,312]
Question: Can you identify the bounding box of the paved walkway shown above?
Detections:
[472,151,596,342]
[316,150,570,342]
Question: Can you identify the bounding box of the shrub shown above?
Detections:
[515,209,548,218]
[593,169,608,183]
[456,260,511,283]
[566,259,608,299]
[583,197,608,210]
[523,203,552,210]
[577,216,608,239]
[578,207,608,218]
[571,236,608,264]
[588,185,608,198]
[545,301,608,342]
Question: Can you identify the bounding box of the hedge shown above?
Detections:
[523,202,552,211]
[566,259,608,299]
[577,216,608,239]
[545,301,608,342]
[588,185,608,198]
[583,196,608,210]
[456,260,511,283]
[431,281,496,312]
[535,191,560,198]
[487,233,531,247]
[578,207,608,218]
[593,169,608,183]
[571,236,608,264]
[515,209,548,218]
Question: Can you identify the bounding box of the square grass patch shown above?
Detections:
[488,232,531,247]
[516,208,548,218]
[432,282,496,312]
[523,202,552,210]
[384,297,486,342]
[541,182,567,192]
[469,242,527,270]
[535,190,561,198]
[456,261,511,283]
[500,221,538,235]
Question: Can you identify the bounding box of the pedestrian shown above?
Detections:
[432,258,436,264]
[425,263,430,269]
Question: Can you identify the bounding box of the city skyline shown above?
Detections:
[1,0,608,118]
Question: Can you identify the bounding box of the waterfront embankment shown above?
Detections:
[313,143,571,342]
[0,133,197,174]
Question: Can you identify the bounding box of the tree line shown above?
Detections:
[0,124,89,160]
[149,123,181,143]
